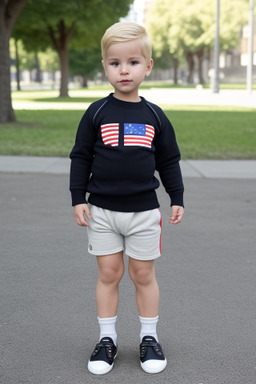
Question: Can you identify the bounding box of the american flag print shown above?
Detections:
[101,123,119,146]
[124,123,155,148]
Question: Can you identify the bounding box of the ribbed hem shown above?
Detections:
[88,191,160,212]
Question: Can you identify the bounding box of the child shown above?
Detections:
[69,21,184,375]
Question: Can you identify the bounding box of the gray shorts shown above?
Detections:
[87,205,162,261]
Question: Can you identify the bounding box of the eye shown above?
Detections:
[110,61,119,67]
[130,60,139,66]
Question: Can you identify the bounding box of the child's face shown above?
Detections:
[102,39,153,102]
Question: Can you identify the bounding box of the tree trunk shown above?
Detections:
[58,47,69,97]
[186,51,195,84]
[0,28,16,123]
[172,57,179,84]
[0,0,28,124]
[196,49,205,84]
[15,39,21,91]
[81,75,88,88]
[48,20,75,98]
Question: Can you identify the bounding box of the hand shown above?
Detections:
[73,203,92,226]
[168,205,184,225]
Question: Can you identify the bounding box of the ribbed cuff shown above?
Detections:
[70,189,86,206]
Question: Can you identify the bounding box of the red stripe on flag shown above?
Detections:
[101,123,119,146]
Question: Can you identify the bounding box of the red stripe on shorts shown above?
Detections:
[158,209,162,254]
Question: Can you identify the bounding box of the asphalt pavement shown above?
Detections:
[1,157,256,384]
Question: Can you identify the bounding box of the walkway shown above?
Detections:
[1,155,256,179]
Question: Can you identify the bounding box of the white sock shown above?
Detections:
[97,316,117,346]
[139,315,159,342]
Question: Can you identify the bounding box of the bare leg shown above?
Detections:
[128,258,159,317]
[96,251,124,318]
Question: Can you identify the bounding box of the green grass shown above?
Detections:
[0,88,255,159]
[0,110,78,157]
[164,106,256,159]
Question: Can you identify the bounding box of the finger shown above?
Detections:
[75,214,89,227]
[84,205,92,219]
[73,204,91,226]
[74,210,89,226]
[169,208,178,223]
[170,215,182,224]
[168,207,184,224]
[168,215,178,224]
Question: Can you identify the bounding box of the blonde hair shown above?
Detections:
[101,21,152,63]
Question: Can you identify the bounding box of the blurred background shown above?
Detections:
[8,0,256,93]
[0,0,255,158]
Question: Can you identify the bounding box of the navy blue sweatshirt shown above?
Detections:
[70,93,184,212]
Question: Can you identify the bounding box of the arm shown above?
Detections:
[155,110,184,209]
[69,106,97,207]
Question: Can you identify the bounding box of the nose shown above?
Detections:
[120,64,129,75]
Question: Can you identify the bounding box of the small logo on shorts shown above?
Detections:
[89,244,93,250]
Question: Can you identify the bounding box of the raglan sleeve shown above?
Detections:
[69,106,97,206]
[154,109,184,207]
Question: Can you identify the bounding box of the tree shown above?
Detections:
[10,38,36,90]
[38,49,59,89]
[146,0,248,84]
[69,47,102,88]
[0,0,28,123]
[150,48,176,82]
[146,0,180,83]
[14,0,133,97]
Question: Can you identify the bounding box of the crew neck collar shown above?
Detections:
[108,93,146,108]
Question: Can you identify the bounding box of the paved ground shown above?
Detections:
[0,156,256,180]
[1,158,256,384]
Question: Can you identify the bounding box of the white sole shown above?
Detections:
[140,358,167,374]
[88,360,114,375]
[88,351,117,375]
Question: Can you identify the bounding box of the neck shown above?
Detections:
[113,91,141,103]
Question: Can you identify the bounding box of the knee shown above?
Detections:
[129,264,154,287]
[99,264,124,285]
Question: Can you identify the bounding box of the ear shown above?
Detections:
[102,60,107,77]
[145,58,154,77]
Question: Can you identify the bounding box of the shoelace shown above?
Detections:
[140,339,163,358]
[92,340,115,359]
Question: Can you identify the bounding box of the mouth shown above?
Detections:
[120,80,131,84]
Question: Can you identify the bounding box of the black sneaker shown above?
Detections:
[140,336,167,374]
[88,337,117,375]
